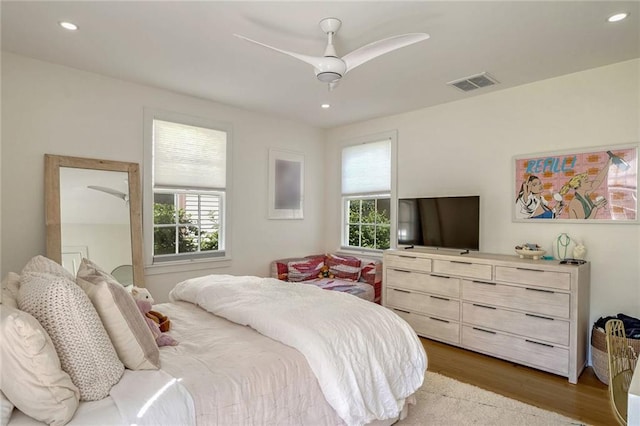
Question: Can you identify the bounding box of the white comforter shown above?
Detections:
[169,274,427,426]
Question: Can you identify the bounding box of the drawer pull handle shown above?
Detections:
[472,327,496,334]
[393,309,411,315]
[472,303,496,310]
[525,287,555,294]
[516,267,544,272]
[472,280,496,285]
[451,261,472,265]
[430,295,450,302]
[430,274,451,279]
[525,339,554,348]
[393,289,411,294]
[429,317,450,324]
[393,269,412,273]
[525,313,554,321]
[399,255,417,259]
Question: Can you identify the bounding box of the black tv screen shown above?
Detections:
[397,196,480,251]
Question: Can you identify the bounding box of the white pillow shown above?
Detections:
[1,272,20,309]
[18,271,124,401]
[76,258,160,370]
[21,255,75,282]
[0,305,79,425]
[0,391,14,426]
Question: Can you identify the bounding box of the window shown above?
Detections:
[341,137,394,251]
[145,112,230,263]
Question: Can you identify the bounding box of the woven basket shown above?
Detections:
[591,325,640,385]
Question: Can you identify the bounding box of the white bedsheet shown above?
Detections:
[169,274,427,426]
[8,370,193,426]
[157,301,347,425]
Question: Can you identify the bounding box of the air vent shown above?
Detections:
[447,72,499,92]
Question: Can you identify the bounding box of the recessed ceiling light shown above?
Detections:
[59,21,78,31]
[607,12,629,23]
[321,104,330,109]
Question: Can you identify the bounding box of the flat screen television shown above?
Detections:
[397,196,480,251]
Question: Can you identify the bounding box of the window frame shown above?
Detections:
[152,189,225,262]
[143,108,232,270]
[340,131,397,253]
[343,194,392,251]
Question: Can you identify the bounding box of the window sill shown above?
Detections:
[337,247,384,259]
[145,256,231,276]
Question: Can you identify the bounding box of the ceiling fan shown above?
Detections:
[87,185,129,205]
[235,17,429,89]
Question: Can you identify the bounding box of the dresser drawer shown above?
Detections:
[432,259,492,281]
[386,269,460,298]
[386,288,459,320]
[462,280,570,318]
[495,266,570,291]
[385,254,432,273]
[462,325,569,375]
[462,302,569,345]
[392,308,460,344]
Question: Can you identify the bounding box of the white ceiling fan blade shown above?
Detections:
[342,33,429,74]
[234,34,326,70]
[87,185,127,201]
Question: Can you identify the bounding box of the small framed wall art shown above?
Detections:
[268,149,304,219]
[513,143,638,223]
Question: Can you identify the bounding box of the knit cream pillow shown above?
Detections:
[76,258,160,370]
[18,271,124,401]
[0,305,79,425]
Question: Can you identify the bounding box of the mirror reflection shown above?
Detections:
[60,168,133,282]
[45,154,144,286]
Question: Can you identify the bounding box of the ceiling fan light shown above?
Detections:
[317,72,342,83]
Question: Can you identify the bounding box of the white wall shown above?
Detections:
[62,224,132,274]
[1,52,326,301]
[325,59,640,326]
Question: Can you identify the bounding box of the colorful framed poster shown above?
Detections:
[268,149,304,219]
[513,144,638,223]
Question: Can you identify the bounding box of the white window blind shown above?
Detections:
[153,120,227,190]
[342,139,391,195]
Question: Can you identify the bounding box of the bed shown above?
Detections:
[1,257,427,426]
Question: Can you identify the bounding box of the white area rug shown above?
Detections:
[398,372,587,425]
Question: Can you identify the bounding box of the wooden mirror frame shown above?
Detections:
[45,154,145,286]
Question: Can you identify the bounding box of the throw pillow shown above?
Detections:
[18,272,124,401]
[76,258,160,370]
[287,256,324,282]
[360,260,381,286]
[0,305,79,425]
[326,254,362,281]
[1,272,20,309]
[21,255,75,282]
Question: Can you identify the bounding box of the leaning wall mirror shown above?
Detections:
[45,154,144,286]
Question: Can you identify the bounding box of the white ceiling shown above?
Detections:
[2,1,639,129]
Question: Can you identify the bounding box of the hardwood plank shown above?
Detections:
[421,337,615,426]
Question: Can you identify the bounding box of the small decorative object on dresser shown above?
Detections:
[382,248,590,384]
[514,243,546,260]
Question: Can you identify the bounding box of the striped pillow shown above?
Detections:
[76,258,160,370]
[326,254,361,281]
[287,256,324,282]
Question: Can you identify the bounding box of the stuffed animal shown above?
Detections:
[317,265,334,279]
[130,286,155,304]
[130,287,171,333]
[135,299,177,347]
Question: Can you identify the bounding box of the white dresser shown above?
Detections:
[383,248,590,383]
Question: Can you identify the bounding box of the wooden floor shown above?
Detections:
[421,338,616,426]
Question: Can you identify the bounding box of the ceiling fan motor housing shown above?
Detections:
[314,56,346,82]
